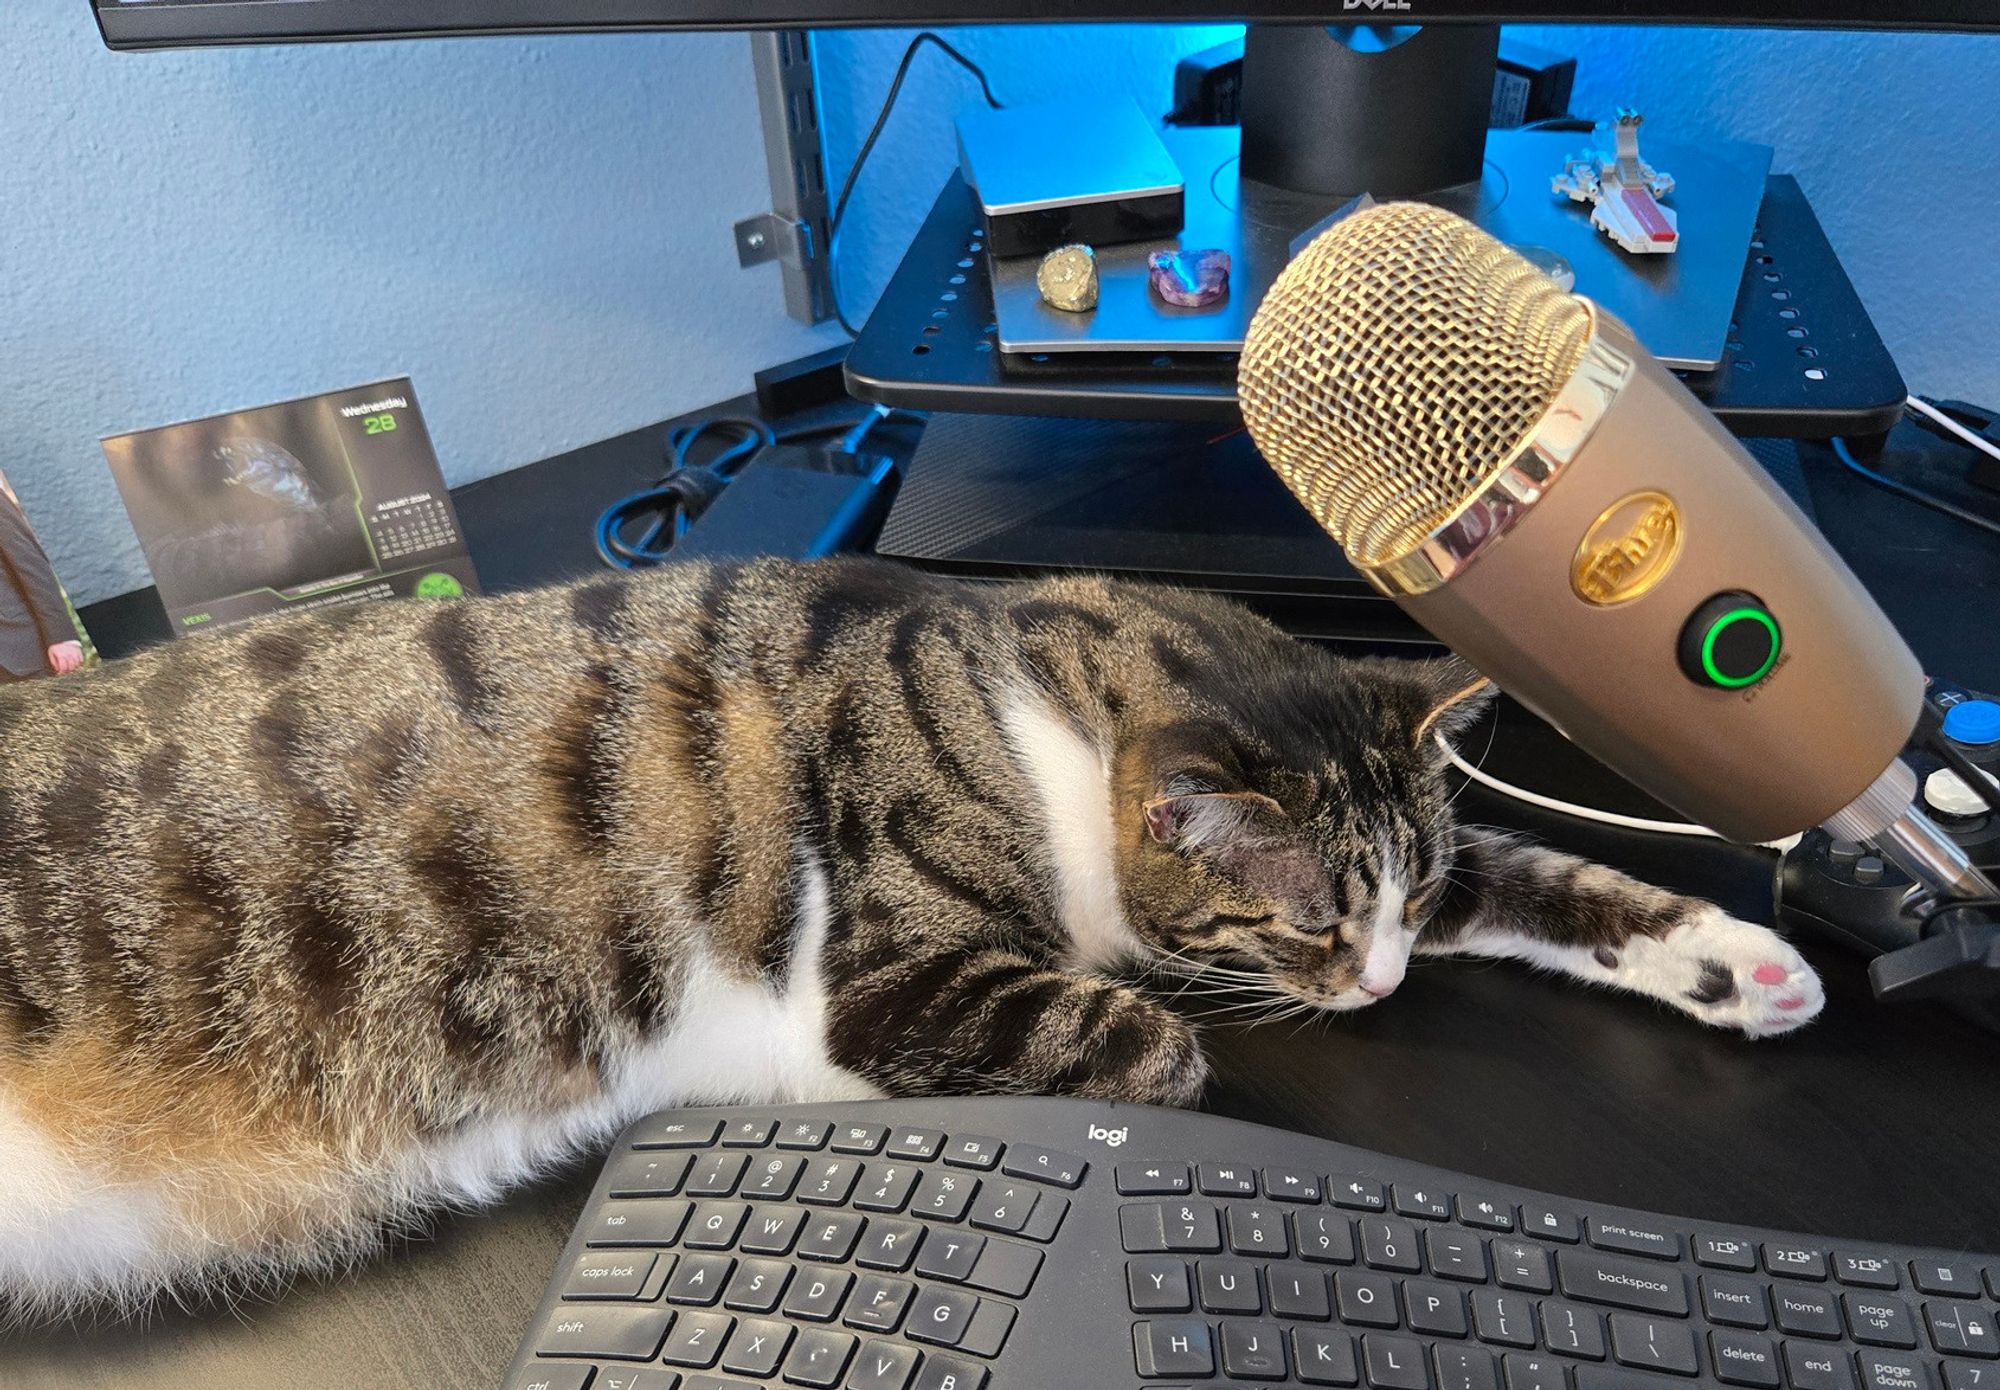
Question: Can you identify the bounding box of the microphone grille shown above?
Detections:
[1239,202,1593,568]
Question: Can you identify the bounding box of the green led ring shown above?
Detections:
[1700,607,1781,689]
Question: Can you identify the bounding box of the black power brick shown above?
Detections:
[673,442,901,561]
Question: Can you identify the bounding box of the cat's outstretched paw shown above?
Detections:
[1637,908,1825,1038]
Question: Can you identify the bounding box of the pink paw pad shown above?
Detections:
[1752,962,1789,985]
[1775,996,1808,1011]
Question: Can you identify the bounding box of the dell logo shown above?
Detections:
[1087,1124,1128,1148]
[1343,0,1413,8]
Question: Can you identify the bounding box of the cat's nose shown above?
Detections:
[1360,977,1399,999]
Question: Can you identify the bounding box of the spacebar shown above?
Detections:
[1556,1249,1691,1316]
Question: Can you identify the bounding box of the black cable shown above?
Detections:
[826,32,1003,339]
[1830,437,2000,540]
[1917,897,2000,933]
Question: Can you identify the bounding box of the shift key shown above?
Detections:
[1558,1249,1690,1316]
[536,1305,674,1360]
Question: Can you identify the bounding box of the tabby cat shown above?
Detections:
[0,558,1822,1314]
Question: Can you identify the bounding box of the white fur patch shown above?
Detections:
[997,686,1142,973]
[1359,865,1413,996]
[0,1093,174,1298]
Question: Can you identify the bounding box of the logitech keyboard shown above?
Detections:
[500,1098,1998,1390]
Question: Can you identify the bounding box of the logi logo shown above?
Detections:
[1087,1124,1128,1148]
[1344,0,1413,9]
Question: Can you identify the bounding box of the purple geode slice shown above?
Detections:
[1148,247,1231,307]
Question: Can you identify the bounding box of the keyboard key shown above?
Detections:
[1162,1202,1223,1252]
[777,1120,834,1151]
[847,1339,921,1390]
[634,1117,725,1149]
[1298,1211,1358,1264]
[964,1239,1042,1298]
[1694,1235,1759,1273]
[1556,1249,1689,1315]
[797,1158,863,1207]
[589,1199,693,1248]
[1787,1341,1862,1390]
[1135,1318,1215,1376]
[1129,1257,1194,1312]
[1860,1354,1936,1390]
[1776,1286,1845,1339]
[1493,1241,1554,1294]
[1590,1219,1681,1261]
[783,1269,854,1322]
[1199,1258,1264,1314]
[666,1254,736,1305]
[724,1119,777,1148]
[1522,1207,1581,1244]
[1224,1320,1290,1379]
[1266,1169,1324,1203]
[1296,1328,1361,1385]
[508,1367,595,1390]
[1838,1255,1903,1289]
[1406,1279,1468,1337]
[1609,1314,1698,1376]
[1503,1354,1568,1390]
[1365,1333,1432,1390]
[965,1180,1037,1234]
[998,1145,1087,1188]
[1473,1290,1538,1348]
[1946,1366,1998,1390]
[564,1251,660,1300]
[1765,1244,1830,1281]
[1362,1218,1423,1273]
[1270,1263,1333,1320]
[855,1217,923,1271]
[723,1258,793,1313]
[1926,1302,2000,1357]
[910,1171,977,1222]
[798,1212,866,1263]
[831,1124,888,1155]
[911,1353,987,1390]
[885,1129,945,1161]
[722,1318,795,1377]
[1435,1345,1500,1390]
[661,1311,734,1367]
[1915,1262,1984,1298]
[1334,1177,1390,1212]
[1710,1331,1781,1387]
[942,1136,1003,1170]
[1229,1204,1291,1256]
[915,1230,985,1283]
[854,1163,920,1213]
[607,1150,696,1198]
[741,1206,807,1255]
[1427,1228,1490,1282]
[1119,1163,1193,1196]
[784,1329,857,1387]
[1394,1186,1453,1221]
[1018,1192,1069,1243]
[1200,1164,1259,1196]
[687,1203,750,1249]
[1460,1196,1516,1233]
[843,1275,915,1333]
[907,1287,977,1348]
[1121,1204,1168,1253]
[1337,1270,1403,1327]
[537,1305,674,1360]
[957,1299,1015,1358]
[1845,1294,1919,1348]
[1540,1301,1606,1360]
[689,1153,752,1198]
[1704,1274,1771,1328]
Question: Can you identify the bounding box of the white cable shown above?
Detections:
[1437,735,1799,853]
[1906,396,2000,465]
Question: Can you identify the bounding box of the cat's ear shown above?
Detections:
[1354,654,1496,749]
[1144,789,1287,851]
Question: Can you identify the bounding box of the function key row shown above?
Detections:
[628,1117,1086,1190]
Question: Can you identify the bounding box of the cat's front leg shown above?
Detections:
[1418,831,1825,1037]
[822,946,1208,1106]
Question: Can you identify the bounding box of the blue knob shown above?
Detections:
[1942,699,2000,746]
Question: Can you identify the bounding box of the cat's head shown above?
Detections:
[1113,654,1493,1013]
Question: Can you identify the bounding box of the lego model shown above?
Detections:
[1554,109,1679,255]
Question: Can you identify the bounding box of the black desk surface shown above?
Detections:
[6,410,1998,1389]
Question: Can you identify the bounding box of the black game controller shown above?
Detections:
[1778,678,2000,1028]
